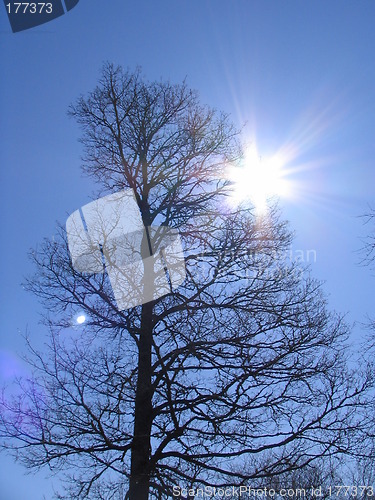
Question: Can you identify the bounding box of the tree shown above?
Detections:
[264,457,375,500]
[358,206,375,469]
[0,64,372,499]
[362,206,375,336]
[360,206,375,272]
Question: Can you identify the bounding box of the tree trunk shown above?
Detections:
[129,300,153,499]
[129,230,154,500]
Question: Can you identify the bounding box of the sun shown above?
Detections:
[228,147,289,213]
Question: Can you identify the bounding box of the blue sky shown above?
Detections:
[0,1,374,498]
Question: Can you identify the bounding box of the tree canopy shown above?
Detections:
[1,64,373,499]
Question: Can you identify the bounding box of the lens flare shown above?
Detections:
[76,314,86,325]
[228,147,290,213]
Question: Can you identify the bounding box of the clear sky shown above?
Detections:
[0,1,374,498]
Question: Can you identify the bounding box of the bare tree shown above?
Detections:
[360,206,375,272]
[0,64,372,499]
[358,205,375,474]
[265,456,375,500]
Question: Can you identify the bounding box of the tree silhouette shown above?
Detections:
[0,64,372,499]
[361,207,375,272]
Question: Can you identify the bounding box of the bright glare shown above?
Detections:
[228,148,289,213]
[76,314,86,325]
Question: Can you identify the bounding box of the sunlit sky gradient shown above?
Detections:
[1,1,374,498]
